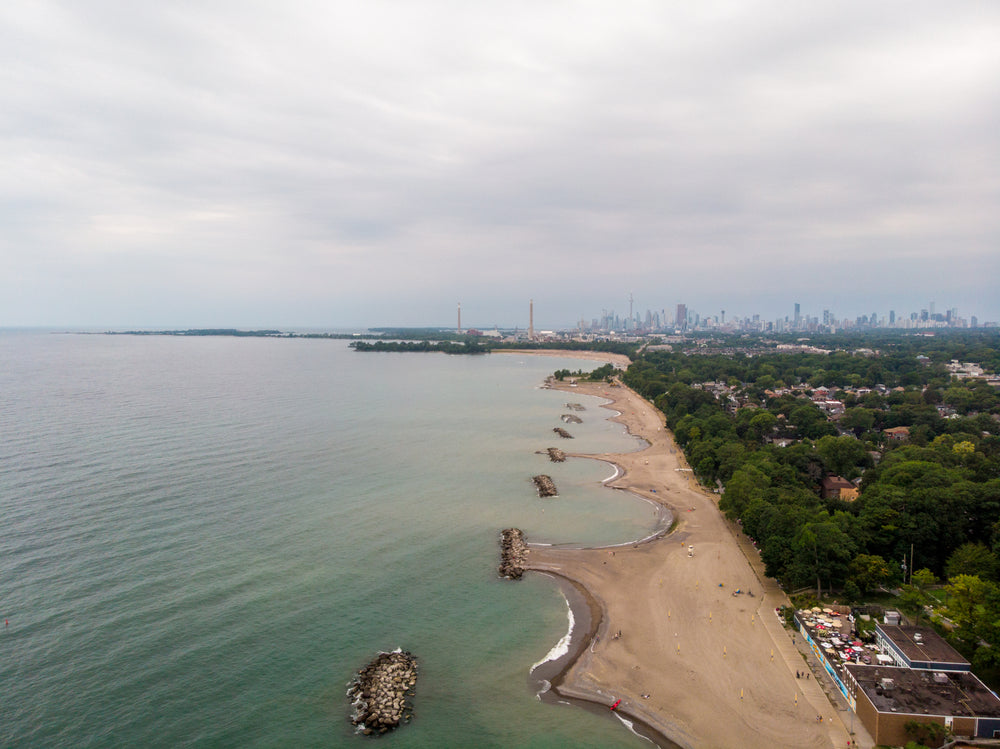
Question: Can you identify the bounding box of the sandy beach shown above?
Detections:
[511,360,858,748]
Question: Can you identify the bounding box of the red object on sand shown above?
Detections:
[611,699,621,711]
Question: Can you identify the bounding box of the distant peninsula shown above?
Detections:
[105,329,369,339]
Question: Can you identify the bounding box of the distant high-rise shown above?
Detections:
[794,302,801,325]
[457,302,462,334]
[529,299,534,340]
[889,310,895,325]
[676,303,687,331]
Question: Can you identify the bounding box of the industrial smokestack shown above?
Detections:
[457,302,462,334]
[529,299,534,340]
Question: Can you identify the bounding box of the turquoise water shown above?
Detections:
[0,333,656,747]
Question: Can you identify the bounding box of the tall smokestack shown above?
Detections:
[457,302,462,334]
[529,299,534,341]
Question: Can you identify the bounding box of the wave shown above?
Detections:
[530,594,574,672]
[601,463,621,483]
[614,713,658,746]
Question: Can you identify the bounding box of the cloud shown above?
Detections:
[1,0,998,327]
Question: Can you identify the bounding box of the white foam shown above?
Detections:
[613,714,657,745]
[530,595,574,672]
[601,463,622,483]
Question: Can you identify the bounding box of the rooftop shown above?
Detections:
[878,624,970,667]
[846,665,1000,718]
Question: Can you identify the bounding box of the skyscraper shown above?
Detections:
[676,303,687,331]
[794,302,801,325]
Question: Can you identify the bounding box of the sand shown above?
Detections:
[518,372,859,748]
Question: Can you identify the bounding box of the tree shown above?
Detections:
[847,554,891,595]
[841,407,876,436]
[911,568,937,590]
[946,543,1000,582]
[792,520,855,597]
[816,435,868,479]
[748,412,777,442]
[943,574,994,631]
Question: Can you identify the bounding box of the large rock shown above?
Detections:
[498,528,527,579]
[349,650,418,734]
[532,474,558,497]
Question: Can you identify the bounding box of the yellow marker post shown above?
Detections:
[723,645,727,658]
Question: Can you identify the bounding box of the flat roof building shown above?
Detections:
[876,624,971,672]
[844,665,1000,746]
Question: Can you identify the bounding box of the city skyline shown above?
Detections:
[447,297,994,334]
[2,3,998,329]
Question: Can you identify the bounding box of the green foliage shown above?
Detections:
[621,329,1000,616]
[848,554,891,595]
[946,543,1000,582]
[911,568,938,589]
[903,719,951,747]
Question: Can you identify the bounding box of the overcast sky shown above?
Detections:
[2,1,998,329]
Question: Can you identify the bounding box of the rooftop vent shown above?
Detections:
[933,672,949,684]
[914,632,923,642]
[880,678,895,692]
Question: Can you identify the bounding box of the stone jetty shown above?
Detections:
[546,447,566,462]
[348,650,418,735]
[532,474,558,497]
[553,427,573,439]
[498,528,527,579]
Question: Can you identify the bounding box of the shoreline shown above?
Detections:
[517,367,854,748]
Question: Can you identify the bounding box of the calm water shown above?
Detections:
[0,332,658,747]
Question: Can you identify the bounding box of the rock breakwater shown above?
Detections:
[348,650,418,735]
[553,427,573,439]
[546,447,566,462]
[532,474,558,497]
[498,528,527,579]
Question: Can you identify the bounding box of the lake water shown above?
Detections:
[0,332,659,747]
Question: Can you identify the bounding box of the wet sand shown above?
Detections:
[517,369,855,748]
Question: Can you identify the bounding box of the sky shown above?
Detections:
[2,1,999,330]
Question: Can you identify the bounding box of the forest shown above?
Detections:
[619,330,1000,679]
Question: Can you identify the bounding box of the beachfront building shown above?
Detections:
[843,665,1000,746]
[875,624,971,673]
